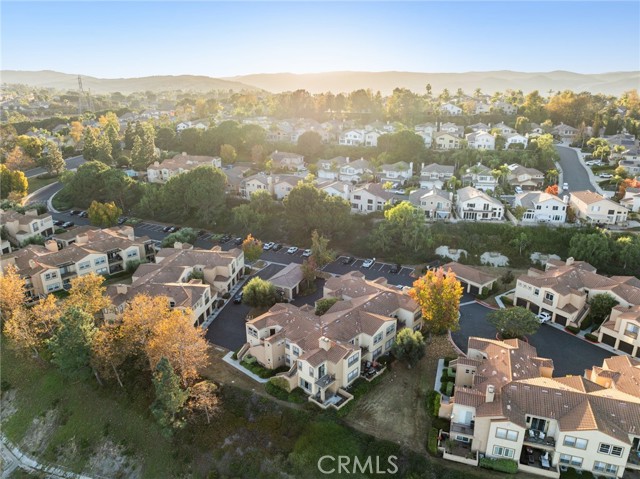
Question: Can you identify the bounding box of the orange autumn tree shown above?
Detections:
[66,273,111,315]
[545,184,559,195]
[618,178,640,198]
[4,295,62,359]
[409,267,463,334]
[0,264,26,321]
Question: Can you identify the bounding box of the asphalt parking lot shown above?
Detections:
[452,302,616,377]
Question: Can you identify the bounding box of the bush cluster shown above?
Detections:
[479,457,518,474]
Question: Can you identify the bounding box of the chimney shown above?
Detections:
[566,257,575,266]
[562,195,569,204]
[76,234,88,245]
[486,385,495,403]
[116,284,129,295]
[346,157,350,163]
[28,259,37,269]
[174,241,183,249]
[343,183,350,196]
[44,240,58,252]
[319,336,332,351]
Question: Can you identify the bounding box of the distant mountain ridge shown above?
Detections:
[1,69,638,96]
[0,70,260,94]
[223,70,640,96]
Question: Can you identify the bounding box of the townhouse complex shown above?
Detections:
[514,258,640,357]
[1,209,54,246]
[0,226,156,300]
[441,337,640,479]
[147,153,222,183]
[241,271,422,408]
[105,243,244,326]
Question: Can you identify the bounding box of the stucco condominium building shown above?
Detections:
[1,209,54,246]
[443,337,640,479]
[242,272,422,405]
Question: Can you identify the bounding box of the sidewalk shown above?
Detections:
[221,352,269,384]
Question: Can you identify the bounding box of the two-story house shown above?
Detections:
[463,163,499,191]
[240,173,271,199]
[456,187,504,221]
[507,164,545,190]
[441,103,463,115]
[339,129,382,147]
[598,305,640,357]
[379,161,414,185]
[492,101,517,115]
[434,132,461,150]
[466,131,496,150]
[420,163,455,189]
[408,188,452,220]
[552,123,578,140]
[569,191,628,225]
[493,122,516,136]
[515,192,567,224]
[620,188,640,212]
[147,153,221,183]
[1,209,54,246]
[269,151,306,172]
[505,133,529,149]
[317,157,374,183]
[350,183,394,213]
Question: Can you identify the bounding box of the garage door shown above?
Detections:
[601,334,617,348]
[516,298,528,308]
[618,340,634,355]
[554,315,567,326]
[469,285,480,295]
[459,281,469,292]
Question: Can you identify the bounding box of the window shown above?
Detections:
[386,324,396,335]
[492,446,514,458]
[560,454,583,467]
[96,267,108,274]
[372,347,382,359]
[599,444,624,457]
[495,428,518,441]
[95,257,106,266]
[347,368,358,383]
[593,462,618,475]
[544,292,554,301]
[353,195,361,200]
[46,283,60,292]
[292,346,300,356]
[552,206,559,211]
[625,324,639,339]
[534,288,540,296]
[126,250,137,258]
[385,338,394,351]
[373,332,383,344]
[78,261,90,270]
[564,436,588,450]
[308,367,314,378]
[348,353,359,367]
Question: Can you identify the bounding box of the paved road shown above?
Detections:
[452,302,616,377]
[23,155,85,178]
[555,145,595,193]
[25,181,63,205]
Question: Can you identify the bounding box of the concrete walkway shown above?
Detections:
[434,358,446,394]
[1,434,105,479]
[222,352,269,384]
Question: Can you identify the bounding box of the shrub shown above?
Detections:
[231,351,238,360]
[0,379,11,392]
[501,270,515,285]
[425,390,441,418]
[580,314,593,330]
[432,417,450,431]
[585,333,599,342]
[565,325,580,334]
[479,457,518,474]
[501,296,514,306]
[445,381,454,396]
[427,428,439,455]
[265,381,289,401]
[315,297,338,316]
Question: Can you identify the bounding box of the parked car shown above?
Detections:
[537,311,552,323]
[362,258,375,268]
[514,186,523,194]
[162,225,173,232]
[233,291,243,304]
[69,210,80,216]
[272,243,282,251]
[220,234,231,243]
[263,242,275,250]
[78,211,88,218]
[342,256,354,265]
[53,219,63,227]
[599,173,613,178]
[234,237,243,245]
[168,226,179,233]
[562,182,569,190]
[287,246,299,254]
[302,249,312,257]
[197,230,207,237]
[117,217,128,225]
[389,263,401,274]
[585,160,602,166]
[62,221,74,228]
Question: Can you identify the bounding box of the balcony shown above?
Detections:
[315,374,336,389]
[543,297,554,306]
[628,450,640,471]
[524,429,556,449]
[108,255,123,264]
[520,447,560,478]
[439,433,478,466]
[60,269,76,279]
[451,422,475,436]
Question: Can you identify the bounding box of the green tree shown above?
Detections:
[315,298,338,316]
[391,328,426,368]
[99,111,121,157]
[588,293,619,327]
[242,234,263,263]
[487,307,540,340]
[131,122,157,170]
[47,307,97,380]
[409,267,463,334]
[515,116,530,134]
[87,201,122,227]
[242,277,278,308]
[297,131,323,160]
[510,232,531,256]
[220,143,237,164]
[310,230,335,268]
[568,232,612,270]
[377,130,425,163]
[0,164,28,199]
[161,228,198,247]
[616,236,640,271]
[151,357,188,434]
[41,141,66,176]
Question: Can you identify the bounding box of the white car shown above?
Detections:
[537,311,551,323]
[302,249,312,257]
[514,186,523,194]
[287,246,299,254]
[362,258,375,268]
[562,182,569,190]
[263,242,275,250]
[599,173,613,178]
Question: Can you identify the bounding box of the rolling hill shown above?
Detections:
[0,70,260,94]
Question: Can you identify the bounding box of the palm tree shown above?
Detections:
[474,88,482,99]
[546,169,559,185]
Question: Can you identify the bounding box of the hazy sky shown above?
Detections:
[2,1,639,78]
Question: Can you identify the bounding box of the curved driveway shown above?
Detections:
[452,302,616,377]
[555,145,595,193]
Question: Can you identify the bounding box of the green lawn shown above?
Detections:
[0,339,179,478]
[27,176,59,194]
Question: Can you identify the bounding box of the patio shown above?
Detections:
[524,429,556,448]
[361,360,386,381]
[308,388,353,410]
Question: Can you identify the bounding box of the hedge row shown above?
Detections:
[479,457,518,474]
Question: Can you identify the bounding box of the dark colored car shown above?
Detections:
[162,225,173,232]
[390,263,401,274]
[220,235,232,243]
[117,217,128,225]
[167,226,178,233]
[342,256,354,265]
[53,219,63,227]
[78,211,88,218]
[233,291,243,304]
[273,243,282,251]
[234,237,243,245]
[198,230,207,237]
[62,221,74,228]
[69,210,80,216]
